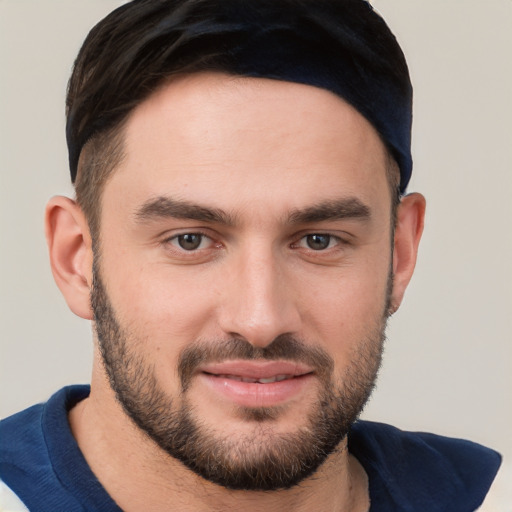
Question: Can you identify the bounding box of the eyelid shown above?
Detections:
[161,227,214,242]
[291,230,352,247]
[297,234,342,250]
[161,229,222,254]
[169,233,211,251]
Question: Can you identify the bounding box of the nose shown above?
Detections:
[217,247,301,348]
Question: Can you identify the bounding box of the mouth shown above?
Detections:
[208,373,296,384]
[196,360,315,408]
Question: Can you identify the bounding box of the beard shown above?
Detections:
[91,259,389,491]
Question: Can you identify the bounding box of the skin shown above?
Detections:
[45,73,425,511]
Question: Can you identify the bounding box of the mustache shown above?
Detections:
[178,334,334,391]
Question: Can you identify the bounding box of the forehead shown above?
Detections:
[105,72,390,218]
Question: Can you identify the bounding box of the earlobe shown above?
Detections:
[390,192,426,312]
[45,196,93,320]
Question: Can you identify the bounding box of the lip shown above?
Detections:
[197,360,315,408]
[200,360,313,379]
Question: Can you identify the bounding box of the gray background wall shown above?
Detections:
[1,0,511,500]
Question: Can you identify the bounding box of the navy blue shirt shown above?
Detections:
[0,386,502,511]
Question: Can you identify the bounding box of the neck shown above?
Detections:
[69,366,369,512]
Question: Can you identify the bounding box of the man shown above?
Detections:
[0,0,502,510]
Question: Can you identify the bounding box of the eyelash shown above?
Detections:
[162,231,348,256]
[164,231,218,252]
[292,233,346,252]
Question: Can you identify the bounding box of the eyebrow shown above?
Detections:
[134,196,236,225]
[288,198,371,224]
[134,195,371,227]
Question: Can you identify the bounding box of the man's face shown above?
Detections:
[92,73,394,490]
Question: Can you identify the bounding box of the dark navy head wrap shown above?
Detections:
[66,0,413,192]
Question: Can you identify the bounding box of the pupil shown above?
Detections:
[307,234,330,250]
[178,234,202,250]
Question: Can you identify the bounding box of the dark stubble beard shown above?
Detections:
[91,258,390,491]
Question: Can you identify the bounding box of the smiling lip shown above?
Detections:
[197,360,315,408]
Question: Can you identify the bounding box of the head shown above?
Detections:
[46,0,425,492]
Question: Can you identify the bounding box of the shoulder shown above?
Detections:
[0,386,90,464]
[349,420,502,512]
[0,401,48,479]
[0,386,91,512]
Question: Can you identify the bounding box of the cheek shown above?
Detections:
[100,261,222,390]
[297,253,390,350]
[101,256,219,350]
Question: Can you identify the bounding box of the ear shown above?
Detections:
[390,192,426,313]
[45,196,94,320]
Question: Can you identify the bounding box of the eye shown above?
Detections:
[170,233,210,251]
[301,234,336,251]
